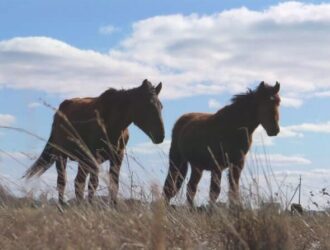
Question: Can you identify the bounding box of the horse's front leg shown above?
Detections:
[109,149,124,205]
[186,165,203,207]
[88,163,100,203]
[228,153,245,204]
[209,169,222,205]
[75,162,89,202]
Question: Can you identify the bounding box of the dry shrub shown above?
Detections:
[1,198,330,249]
[149,186,166,250]
[0,180,330,250]
[222,208,291,250]
[0,185,13,205]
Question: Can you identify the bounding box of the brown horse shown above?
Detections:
[163,81,281,206]
[24,79,164,205]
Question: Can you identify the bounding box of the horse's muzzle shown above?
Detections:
[152,134,165,144]
[267,127,280,137]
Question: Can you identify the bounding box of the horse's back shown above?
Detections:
[51,97,102,152]
[171,112,216,164]
[172,112,213,140]
[57,97,97,120]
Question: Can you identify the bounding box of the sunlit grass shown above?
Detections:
[1,181,330,250]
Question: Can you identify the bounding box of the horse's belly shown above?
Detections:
[177,126,251,170]
[58,136,111,162]
[181,146,227,170]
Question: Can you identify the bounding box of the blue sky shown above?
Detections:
[1,0,330,208]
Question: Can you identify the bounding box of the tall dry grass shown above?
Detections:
[1,184,330,250]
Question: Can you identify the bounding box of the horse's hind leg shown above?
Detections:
[163,149,188,203]
[75,162,89,202]
[209,170,222,204]
[56,156,67,205]
[88,164,100,203]
[186,166,202,207]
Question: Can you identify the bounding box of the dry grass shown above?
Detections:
[1,187,330,250]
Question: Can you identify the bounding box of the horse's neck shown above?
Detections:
[98,93,133,139]
[214,103,259,135]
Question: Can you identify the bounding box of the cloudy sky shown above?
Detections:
[1,0,330,209]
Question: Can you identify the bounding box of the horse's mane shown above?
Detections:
[99,88,119,99]
[99,82,156,101]
[230,82,280,108]
[230,88,257,109]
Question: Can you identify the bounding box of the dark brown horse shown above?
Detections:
[24,79,164,205]
[163,81,281,206]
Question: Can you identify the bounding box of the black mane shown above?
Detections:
[230,88,257,108]
[102,79,155,97]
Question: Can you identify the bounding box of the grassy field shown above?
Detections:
[1,186,330,250]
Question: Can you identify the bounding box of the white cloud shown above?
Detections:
[208,98,221,109]
[99,25,119,35]
[0,36,157,97]
[288,122,330,133]
[0,2,330,100]
[0,114,15,126]
[314,91,330,98]
[280,121,330,138]
[248,153,311,166]
[254,121,330,139]
[111,2,330,97]
[252,126,274,146]
[128,140,171,155]
[278,126,304,138]
[280,96,303,108]
[28,102,42,109]
[221,120,330,146]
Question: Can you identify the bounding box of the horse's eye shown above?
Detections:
[270,96,275,101]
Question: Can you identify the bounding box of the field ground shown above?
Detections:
[1,187,330,250]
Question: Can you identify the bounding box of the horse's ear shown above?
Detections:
[274,81,280,94]
[256,81,266,94]
[142,79,149,87]
[155,82,162,95]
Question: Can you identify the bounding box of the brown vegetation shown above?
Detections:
[1,186,330,250]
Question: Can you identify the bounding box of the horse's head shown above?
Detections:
[132,79,165,144]
[256,81,281,136]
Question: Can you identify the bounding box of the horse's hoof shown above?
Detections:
[57,202,69,213]
[170,204,177,210]
[109,200,118,209]
[58,200,69,207]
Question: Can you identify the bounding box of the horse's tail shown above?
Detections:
[23,134,56,179]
